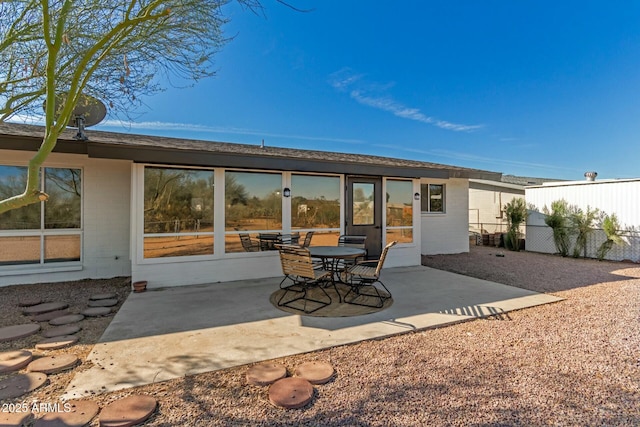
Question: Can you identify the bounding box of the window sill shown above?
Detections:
[0,264,83,277]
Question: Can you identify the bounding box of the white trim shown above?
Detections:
[0,265,83,277]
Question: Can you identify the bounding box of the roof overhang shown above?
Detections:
[0,122,501,181]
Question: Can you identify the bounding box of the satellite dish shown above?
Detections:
[44,93,107,140]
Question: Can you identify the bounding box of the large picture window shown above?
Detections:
[386,180,414,244]
[0,166,82,266]
[291,174,340,245]
[225,171,283,253]
[143,167,214,258]
[420,183,445,213]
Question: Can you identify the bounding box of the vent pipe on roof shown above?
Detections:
[584,171,597,181]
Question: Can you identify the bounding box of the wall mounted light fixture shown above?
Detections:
[414,192,421,201]
[283,187,291,197]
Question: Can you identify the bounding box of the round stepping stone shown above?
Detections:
[268,377,314,409]
[36,335,80,350]
[49,314,85,326]
[18,297,43,307]
[23,302,69,316]
[0,323,40,342]
[99,395,157,427]
[246,362,287,386]
[294,361,335,385]
[0,350,33,373]
[33,310,70,322]
[0,372,48,400]
[81,307,112,317]
[1,410,33,426]
[27,354,79,374]
[88,298,118,308]
[90,292,117,300]
[42,324,81,338]
[34,399,99,427]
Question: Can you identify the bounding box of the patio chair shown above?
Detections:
[279,232,300,246]
[276,244,332,314]
[336,234,367,270]
[302,231,314,247]
[341,241,397,308]
[238,232,260,252]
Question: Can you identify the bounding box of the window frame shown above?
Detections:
[420,183,446,214]
[384,178,415,245]
[142,165,216,260]
[289,173,342,246]
[0,164,83,271]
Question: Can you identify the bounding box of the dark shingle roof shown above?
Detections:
[500,174,563,186]
[0,122,501,180]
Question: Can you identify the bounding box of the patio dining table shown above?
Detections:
[258,232,300,251]
[308,246,366,302]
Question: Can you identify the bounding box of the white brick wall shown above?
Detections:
[421,178,470,255]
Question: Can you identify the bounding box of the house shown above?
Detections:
[525,173,640,262]
[0,122,500,288]
[468,175,558,235]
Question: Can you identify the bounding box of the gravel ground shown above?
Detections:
[1,246,639,426]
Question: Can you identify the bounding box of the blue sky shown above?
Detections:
[97,1,640,180]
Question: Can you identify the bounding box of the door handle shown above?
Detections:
[374,226,381,229]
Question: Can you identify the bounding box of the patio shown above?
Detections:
[63,266,562,399]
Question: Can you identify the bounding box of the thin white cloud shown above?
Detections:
[329,68,483,133]
[351,90,483,132]
[98,120,365,145]
[328,68,365,90]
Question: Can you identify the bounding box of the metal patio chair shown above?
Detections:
[301,231,315,247]
[341,241,397,308]
[238,231,260,252]
[276,244,332,314]
[336,234,367,270]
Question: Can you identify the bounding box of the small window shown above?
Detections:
[420,183,445,213]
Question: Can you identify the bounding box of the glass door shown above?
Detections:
[345,176,382,259]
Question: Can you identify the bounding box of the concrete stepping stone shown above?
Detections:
[88,298,118,308]
[268,377,314,409]
[34,399,99,427]
[0,372,48,400]
[42,324,81,338]
[81,307,112,317]
[23,302,69,316]
[99,395,157,427]
[0,411,33,427]
[90,292,117,300]
[0,323,40,342]
[18,297,43,307]
[33,310,70,322]
[49,314,85,326]
[246,362,287,386]
[294,361,335,385]
[27,354,79,374]
[0,350,33,373]
[36,335,80,350]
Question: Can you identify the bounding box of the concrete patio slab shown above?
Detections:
[63,266,562,399]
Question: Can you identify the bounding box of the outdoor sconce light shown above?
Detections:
[283,187,291,197]
[414,192,421,201]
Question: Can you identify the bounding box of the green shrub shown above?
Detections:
[504,197,527,251]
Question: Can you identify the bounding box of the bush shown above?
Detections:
[504,198,527,251]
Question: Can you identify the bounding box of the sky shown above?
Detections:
[93,1,640,181]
